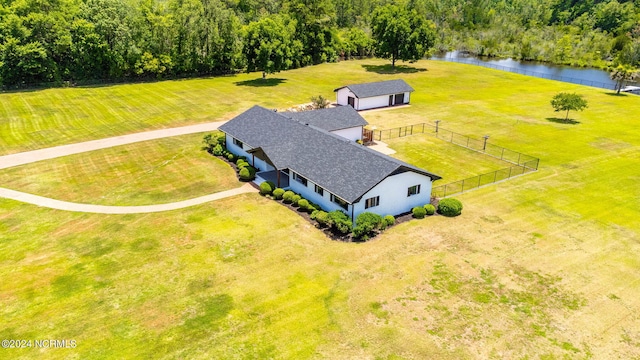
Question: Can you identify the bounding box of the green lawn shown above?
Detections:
[385,133,512,182]
[1,59,640,359]
[0,133,238,205]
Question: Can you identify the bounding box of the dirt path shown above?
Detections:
[0,120,263,213]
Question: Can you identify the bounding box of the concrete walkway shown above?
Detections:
[0,183,256,214]
[0,121,227,170]
[0,120,264,214]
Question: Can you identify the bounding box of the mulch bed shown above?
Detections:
[209,149,441,242]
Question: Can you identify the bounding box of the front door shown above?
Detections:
[347,96,355,108]
[389,95,394,106]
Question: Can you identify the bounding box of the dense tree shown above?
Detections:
[243,15,301,77]
[371,4,436,68]
[286,0,338,65]
[610,64,638,94]
[550,92,588,121]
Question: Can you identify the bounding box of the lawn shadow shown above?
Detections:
[603,92,629,97]
[546,117,580,125]
[234,78,286,87]
[361,64,427,74]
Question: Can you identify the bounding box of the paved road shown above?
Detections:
[0,120,262,213]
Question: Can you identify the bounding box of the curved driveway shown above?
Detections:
[0,120,260,213]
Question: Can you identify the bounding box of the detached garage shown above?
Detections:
[334,79,414,111]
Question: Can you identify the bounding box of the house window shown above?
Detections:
[331,194,348,210]
[365,196,380,209]
[293,172,308,186]
[233,138,243,148]
[407,184,421,196]
[315,184,324,196]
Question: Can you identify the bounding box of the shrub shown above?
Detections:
[353,223,375,241]
[236,159,249,168]
[383,215,395,227]
[298,199,309,211]
[311,210,330,227]
[238,167,254,181]
[291,195,302,206]
[282,191,295,203]
[328,210,352,234]
[227,153,235,161]
[217,135,226,145]
[356,212,383,227]
[259,182,273,195]
[437,198,463,217]
[265,181,276,190]
[212,144,224,156]
[412,206,427,219]
[424,204,436,215]
[273,188,285,200]
[245,166,256,177]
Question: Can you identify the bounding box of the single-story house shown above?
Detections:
[334,79,414,111]
[218,105,441,224]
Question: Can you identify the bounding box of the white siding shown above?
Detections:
[352,171,433,221]
[336,88,358,108]
[330,126,363,142]
[288,171,352,215]
[358,95,390,110]
[224,135,273,172]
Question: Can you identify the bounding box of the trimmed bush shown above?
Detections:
[297,199,309,210]
[412,206,427,219]
[273,188,285,200]
[246,166,256,177]
[212,144,224,156]
[236,159,249,168]
[238,167,254,181]
[291,195,302,206]
[217,135,226,145]
[424,204,436,215]
[353,223,375,241]
[383,215,395,227]
[259,182,273,195]
[282,191,295,203]
[356,212,383,228]
[265,181,276,190]
[227,153,235,161]
[438,198,463,217]
[328,210,352,234]
[311,210,330,227]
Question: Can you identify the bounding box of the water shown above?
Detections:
[431,51,622,90]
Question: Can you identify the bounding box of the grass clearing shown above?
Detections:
[0,133,237,205]
[1,59,640,358]
[385,134,512,182]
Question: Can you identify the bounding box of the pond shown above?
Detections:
[431,51,628,90]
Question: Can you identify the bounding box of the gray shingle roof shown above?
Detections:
[219,106,440,203]
[334,79,414,98]
[282,106,368,131]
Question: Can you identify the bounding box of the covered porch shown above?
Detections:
[255,170,290,189]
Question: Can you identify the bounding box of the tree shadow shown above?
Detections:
[234,78,286,87]
[361,64,427,74]
[546,117,580,125]
[603,92,629,97]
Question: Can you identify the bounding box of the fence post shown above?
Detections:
[477,176,481,188]
[517,153,521,165]
[410,124,413,135]
[422,123,425,133]
[501,148,505,160]
[466,137,470,147]
[493,171,497,183]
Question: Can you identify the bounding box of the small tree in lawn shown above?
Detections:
[243,15,301,79]
[311,95,330,109]
[550,93,588,122]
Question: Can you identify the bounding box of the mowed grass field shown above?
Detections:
[1,59,640,359]
[0,133,238,205]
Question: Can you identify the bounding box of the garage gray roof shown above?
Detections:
[334,79,414,98]
[283,106,368,131]
[219,106,440,203]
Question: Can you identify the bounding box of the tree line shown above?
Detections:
[1,0,639,88]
